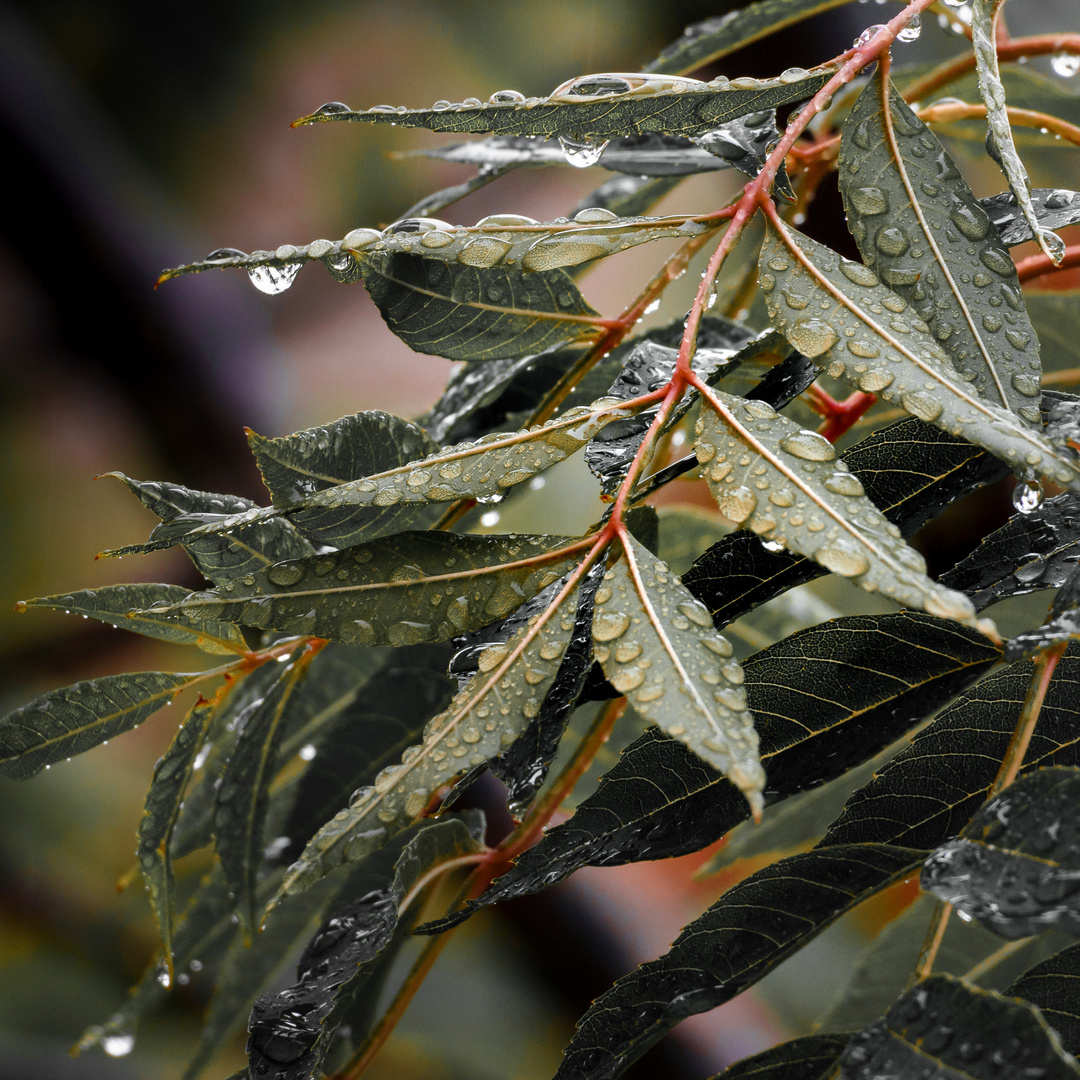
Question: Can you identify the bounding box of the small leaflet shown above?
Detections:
[758,222,1080,493]
[839,72,1043,423]
[922,767,1080,939]
[268,568,586,907]
[839,974,1080,1079]
[593,533,764,817]
[980,188,1080,248]
[695,388,994,634]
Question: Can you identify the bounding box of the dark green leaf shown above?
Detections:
[554,845,925,1080]
[923,766,1080,938]
[712,1033,848,1079]
[293,67,838,142]
[1009,944,1080,1054]
[941,492,1080,611]
[981,188,1080,247]
[840,973,1080,1079]
[839,72,1043,421]
[137,697,216,977]
[0,671,200,778]
[431,612,997,921]
[1005,564,1080,660]
[822,644,1080,850]
[151,531,581,648]
[101,472,315,581]
[16,584,248,655]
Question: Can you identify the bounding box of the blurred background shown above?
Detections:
[1,1,1076,1078]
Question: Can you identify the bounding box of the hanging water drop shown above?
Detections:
[558,135,610,168]
[1012,474,1045,514]
[896,13,921,42]
[248,263,301,295]
[1051,54,1080,78]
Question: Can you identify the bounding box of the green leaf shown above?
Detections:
[695,387,992,633]
[0,671,202,778]
[137,697,216,979]
[972,0,1067,265]
[823,644,1080,850]
[839,973,1080,1079]
[593,533,763,815]
[758,222,1080,491]
[358,252,599,361]
[248,411,440,547]
[712,1034,849,1079]
[982,188,1080,247]
[149,531,582,648]
[16,584,248,655]
[292,66,838,142]
[923,766,1080,938]
[1009,944,1080,1054]
[434,612,997,921]
[214,649,313,939]
[247,814,485,1080]
[554,844,925,1080]
[941,492,1080,611]
[269,564,588,908]
[839,71,1043,422]
[101,472,315,581]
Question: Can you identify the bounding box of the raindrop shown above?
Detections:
[1012,475,1044,514]
[593,610,630,641]
[489,89,526,103]
[786,318,839,358]
[102,1034,135,1058]
[779,431,837,461]
[562,74,634,97]
[248,263,301,295]
[1051,53,1080,78]
[853,24,887,48]
[314,101,351,116]
[205,247,247,262]
[480,510,501,527]
[761,539,785,553]
[896,12,921,42]
[558,135,610,168]
[299,744,317,761]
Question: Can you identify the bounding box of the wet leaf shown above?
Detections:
[758,223,1080,491]
[839,72,1043,421]
[269,565,588,908]
[594,533,763,815]
[0,671,201,778]
[839,973,1080,1079]
[146,531,581,648]
[248,411,440,547]
[685,412,1008,628]
[358,252,600,361]
[247,814,485,1080]
[215,650,312,938]
[695,388,991,632]
[823,644,1080,850]
[435,612,996,919]
[101,473,315,581]
[293,66,839,142]
[15,584,248,655]
[1004,561,1080,659]
[1009,944,1080,1054]
[554,844,925,1080]
[137,697,216,978]
[981,188,1080,247]
[922,766,1080,938]
[712,1034,849,1079]
[972,0,1066,265]
[941,492,1080,611]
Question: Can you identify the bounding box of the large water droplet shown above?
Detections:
[896,12,921,41]
[205,247,247,262]
[314,101,351,116]
[1051,53,1080,78]
[875,226,910,257]
[558,135,610,168]
[817,540,870,577]
[786,318,839,357]
[489,89,526,103]
[593,610,631,641]
[716,485,758,524]
[248,263,301,295]
[1013,475,1045,514]
[779,431,837,461]
[853,24,887,48]
[102,1034,135,1057]
[901,390,944,422]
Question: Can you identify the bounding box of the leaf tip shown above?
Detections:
[13,601,26,614]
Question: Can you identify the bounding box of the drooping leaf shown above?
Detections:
[269,562,589,908]
[15,584,248,655]
[247,813,485,1080]
[137,697,216,978]
[1005,564,1080,661]
[822,644,1080,850]
[941,492,1080,611]
[839,973,1080,1079]
[972,0,1067,265]
[0,671,202,778]
[433,612,997,921]
[981,188,1080,247]
[695,388,993,632]
[214,648,313,939]
[100,473,315,582]
[712,1034,849,1080]
[554,844,925,1080]
[145,531,582,648]
[839,71,1043,422]
[922,766,1080,938]
[593,533,763,815]
[758,223,1080,491]
[292,66,839,142]
[1009,944,1080,1054]
[684,412,1009,628]
[358,252,600,361]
